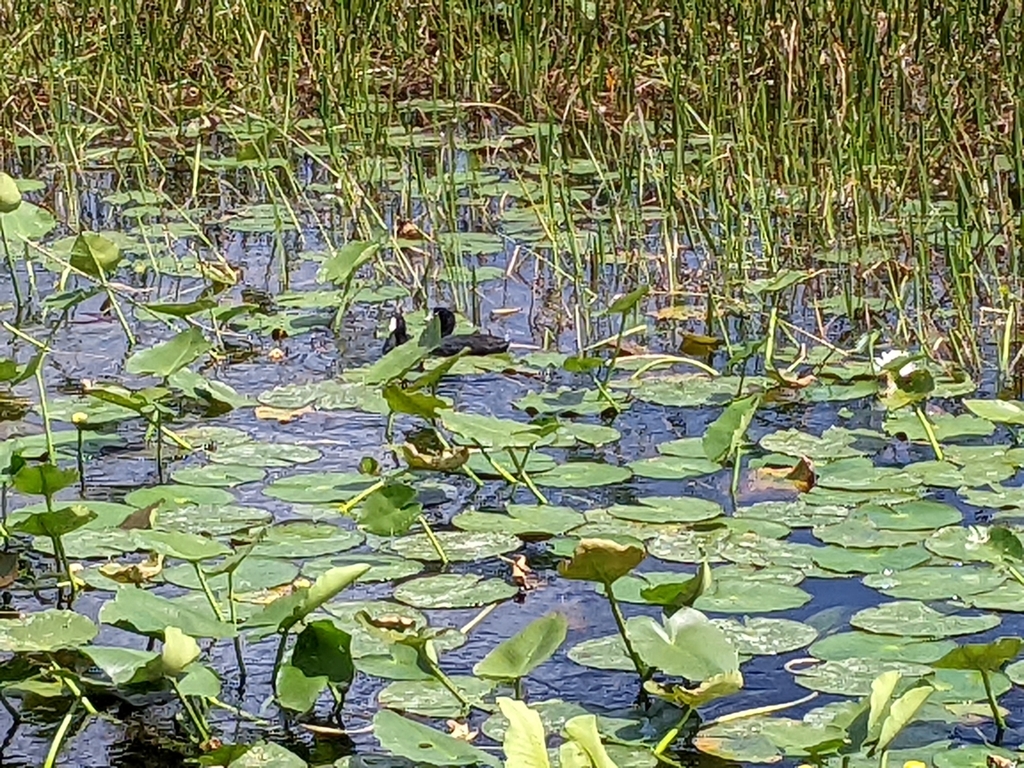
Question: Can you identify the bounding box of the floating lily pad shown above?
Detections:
[853,500,961,531]
[378,675,496,720]
[481,698,591,742]
[125,484,235,512]
[171,463,266,488]
[158,504,272,537]
[850,601,1001,638]
[606,497,723,525]
[373,710,499,767]
[208,442,322,467]
[712,564,806,586]
[393,574,517,609]
[452,504,582,538]
[566,634,634,672]
[162,557,300,592]
[303,555,423,584]
[734,500,849,529]
[463,451,556,478]
[815,460,920,492]
[812,519,922,549]
[389,531,521,562]
[717,535,818,570]
[883,411,994,442]
[536,461,632,488]
[793,657,932,696]
[263,472,376,503]
[925,525,1010,563]
[0,610,97,652]
[254,522,364,558]
[627,455,721,479]
[99,587,236,639]
[811,545,930,575]
[603,571,698,604]
[959,581,1024,612]
[711,618,818,655]
[809,631,956,664]
[549,423,621,447]
[758,427,867,461]
[862,566,1006,601]
[960,486,1024,509]
[694,581,812,614]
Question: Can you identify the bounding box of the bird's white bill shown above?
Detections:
[388,316,399,333]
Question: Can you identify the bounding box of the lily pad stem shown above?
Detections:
[0,218,24,308]
[33,362,55,460]
[507,448,549,504]
[980,667,1007,736]
[434,429,482,486]
[171,676,211,741]
[417,515,449,566]
[43,699,78,768]
[227,571,247,682]
[478,448,520,487]
[604,585,647,678]
[338,479,385,516]
[192,562,225,622]
[913,406,944,461]
[52,535,77,601]
[154,410,163,484]
[654,705,693,755]
[421,652,494,715]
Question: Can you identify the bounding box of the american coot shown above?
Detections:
[381,307,509,357]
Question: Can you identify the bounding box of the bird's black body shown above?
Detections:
[381,307,509,357]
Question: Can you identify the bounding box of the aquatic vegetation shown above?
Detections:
[1,3,1024,763]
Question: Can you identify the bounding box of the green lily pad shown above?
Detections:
[694,581,812,614]
[958,581,1024,612]
[734,500,849,529]
[393,574,517,609]
[711,617,818,656]
[263,472,376,503]
[815,460,920,492]
[208,442,322,467]
[758,427,867,461]
[566,634,634,672]
[883,411,994,442]
[605,497,723,525]
[603,571,700,604]
[536,461,632,488]
[548,423,621,447]
[811,545,931,575]
[389,531,521,562]
[812,518,923,549]
[850,601,1001,638]
[158,504,272,537]
[463,451,556,479]
[809,631,956,664]
[162,557,300,592]
[717,535,818,570]
[171,463,266,488]
[853,500,961,531]
[793,657,932,696]
[862,566,1006,601]
[0,610,97,652]
[925,525,1013,563]
[379,676,496,719]
[453,504,582,538]
[253,522,364,558]
[627,455,721,479]
[302,555,423,584]
[373,710,499,767]
[125,484,235,512]
[99,587,236,639]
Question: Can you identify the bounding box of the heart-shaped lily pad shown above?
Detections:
[809,631,956,664]
[711,617,818,656]
[536,461,632,488]
[850,601,1001,638]
[393,574,518,609]
[389,531,521,562]
[606,497,723,525]
[862,566,1006,601]
[171,463,266,488]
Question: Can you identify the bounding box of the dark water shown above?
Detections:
[0,160,1022,766]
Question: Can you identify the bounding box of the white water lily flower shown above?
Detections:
[873,349,905,373]
[897,361,918,378]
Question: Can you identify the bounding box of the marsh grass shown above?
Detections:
[2,1,1023,377]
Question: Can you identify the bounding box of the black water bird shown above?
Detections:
[382,310,410,354]
[380,307,509,357]
[431,307,510,357]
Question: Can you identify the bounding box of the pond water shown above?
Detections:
[1,130,1023,768]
